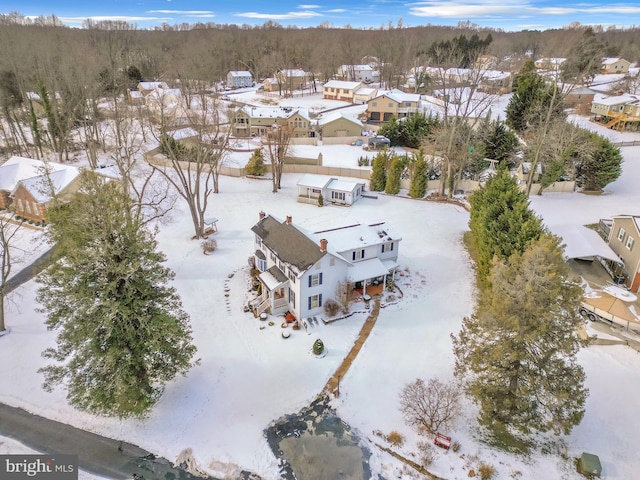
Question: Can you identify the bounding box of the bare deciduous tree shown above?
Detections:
[399,377,461,435]
[264,124,292,193]
[151,89,231,238]
[0,216,24,332]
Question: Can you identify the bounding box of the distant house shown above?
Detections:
[296,174,365,206]
[226,70,253,89]
[443,68,473,83]
[317,111,363,138]
[127,90,145,105]
[478,70,512,93]
[601,58,630,75]
[337,64,379,83]
[275,69,309,92]
[353,87,378,105]
[534,57,566,70]
[137,81,170,95]
[0,156,81,222]
[564,86,595,109]
[322,80,363,103]
[262,77,279,92]
[590,93,640,130]
[250,212,401,319]
[367,89,421,122]
[231,106,312,138]
[474,54,499,70]
[599,215,640,291]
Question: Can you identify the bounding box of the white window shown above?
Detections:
[255,234,262,246]
[270,252,276,262]
[25,201,31,214]
[627,236,635,251]
[17,199,23,212]
[257,258,267,271]
[618,227,626,242]
[352,250,365,261]
[331,191,346,201]
[309,272,323,287]
[308,293,323,309]
[288,269,296,283]
[289,288,296,308]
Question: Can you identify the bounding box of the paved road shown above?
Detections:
[0,403,217,480]
[5,247,56,294]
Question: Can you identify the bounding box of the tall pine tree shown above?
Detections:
[37,172,197,418]
[453,234,588,439]
[370,150,391,191]
[469,168,543,283]
[409,150,428,199]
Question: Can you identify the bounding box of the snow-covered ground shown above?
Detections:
[2,97,640,479]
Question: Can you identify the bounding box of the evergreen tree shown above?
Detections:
[245,148,266,176]
[37,172,197,418]
[561,27,604,85]
[385,155,406,194]
[370,150,391,191]
[409,150,428,199]
[506,61,565,133]
[575,132,623,191]
[469,168,543,283]
[476,117,519,166]
[453,234,588,439]
[380,114,440,148]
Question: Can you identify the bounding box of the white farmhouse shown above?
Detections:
[250,213,401,321]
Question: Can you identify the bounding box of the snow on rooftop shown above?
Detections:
[323,80,362,90]
[0,156,79,200]
[309,221,400,254]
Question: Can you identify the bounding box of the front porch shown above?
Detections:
[250,266,290,317]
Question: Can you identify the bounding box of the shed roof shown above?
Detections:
[297,174,335,190]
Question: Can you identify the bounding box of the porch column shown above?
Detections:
[362,279,367,296]
[383,274,387,291]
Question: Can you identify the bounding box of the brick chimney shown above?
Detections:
[320,239,328,252]
[285,215,292,225]
[259,211,266,220]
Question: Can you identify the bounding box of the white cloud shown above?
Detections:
[298,4,321,8]
[585,5,640,14]
[235,10,322,20]
[408,1,640,19]
[59,15,171,24]
[326,9,348,13]
[409,2,525,18]
[147,10,215,15]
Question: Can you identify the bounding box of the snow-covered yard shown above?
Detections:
[2,101,640,479]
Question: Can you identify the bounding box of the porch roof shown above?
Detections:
[551,225,621,263]
[347,258,390,282]
[259,266,288,291]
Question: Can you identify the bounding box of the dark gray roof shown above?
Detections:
[267,266,287,283]
[251,215,325,271]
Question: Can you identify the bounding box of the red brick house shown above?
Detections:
[0,156,81,222]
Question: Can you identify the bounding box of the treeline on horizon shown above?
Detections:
[0,11,639,91]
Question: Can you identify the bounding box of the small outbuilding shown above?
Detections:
[296,174,365,206]
[577,452,602,478]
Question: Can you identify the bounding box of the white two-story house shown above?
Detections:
[250,213,401,320]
